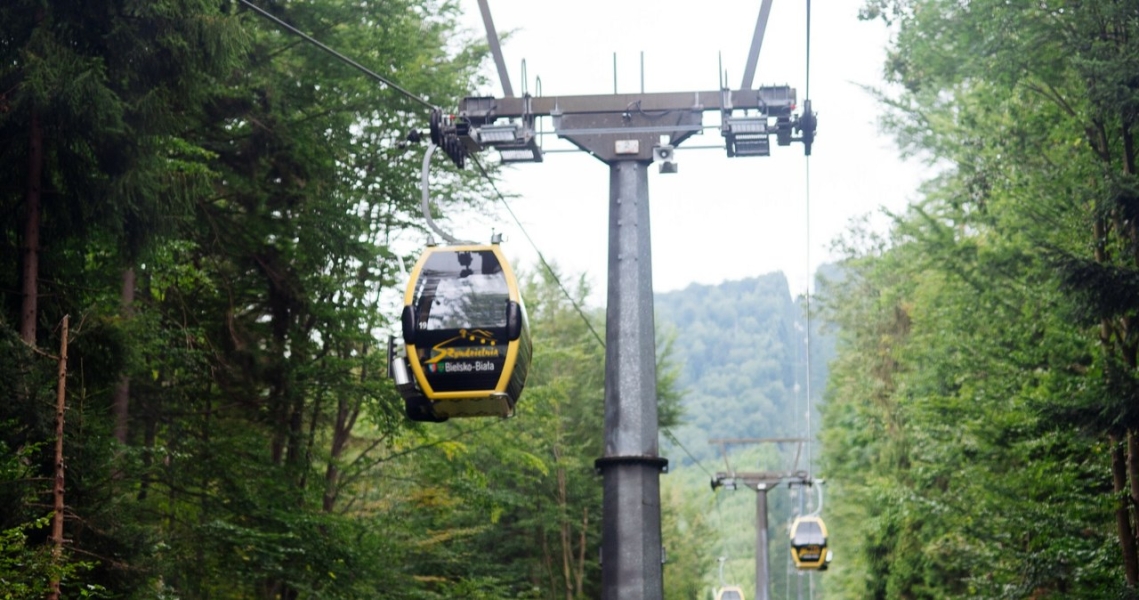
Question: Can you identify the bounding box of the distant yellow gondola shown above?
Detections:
[390,243,532,422]
[715,585,745,600]
[789,515,831,570]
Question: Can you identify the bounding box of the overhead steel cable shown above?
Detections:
[468,154,721,482]
[661,428,716,481]
[240,0,605,392]
[237,0,437,111]
[468,153,606,350]
[804,0,815,488]
[238,0,723,483]
[806,0,812,101]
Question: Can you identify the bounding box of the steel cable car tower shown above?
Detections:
[443,1,818,598]
[232,0,815,596]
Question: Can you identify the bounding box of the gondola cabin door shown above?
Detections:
[397,244,531,420]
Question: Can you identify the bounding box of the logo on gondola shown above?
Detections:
[428,360,497,373]
[424,329,503,365]
[798,546,822,560]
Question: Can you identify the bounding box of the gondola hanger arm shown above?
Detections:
[420,141,474,245]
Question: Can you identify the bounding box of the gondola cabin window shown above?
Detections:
[414,250,509,331]
[792,519,824,546]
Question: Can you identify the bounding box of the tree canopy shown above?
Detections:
[817,0,1139,597]
[0,1,664,597]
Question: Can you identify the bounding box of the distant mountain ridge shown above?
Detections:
[655,271,832,465]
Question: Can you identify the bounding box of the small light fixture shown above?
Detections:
[477,124,521,144]
[475,122,544,163]
[499,144,542,163]
[722,116,771,157]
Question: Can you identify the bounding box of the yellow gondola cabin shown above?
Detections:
[715,585,745,600]
[390,243,531,422]
[789,515,832,570]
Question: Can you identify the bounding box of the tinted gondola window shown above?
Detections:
[415,250,509,331]
[721,592,742,600]
[793,520,825,546]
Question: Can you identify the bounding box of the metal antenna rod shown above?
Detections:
[613,52,618,94]
[718,51,724,88]
[640,51,645,93]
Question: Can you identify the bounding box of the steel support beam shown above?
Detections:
[476,0,513,97]
[459,87,797,120]
[554,111,704,162]
[741,0,775,90]
[756,483,771,600]
[595,160,666,600]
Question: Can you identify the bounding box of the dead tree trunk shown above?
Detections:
[48,315,69,600]
[1112,433,1139,586]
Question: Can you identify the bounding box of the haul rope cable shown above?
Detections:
[237,0,436,111]
[240,0,727,479]
[468,154,605,349]
[471,154,718,481]
[804,0,814,489]
[804,3,817,598]
[238,0,599,353]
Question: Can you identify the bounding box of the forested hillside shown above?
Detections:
[815,0,1139,598]
[654,273,834,600]
[12,0,1139,598]
[656,273,832,464]
[0,2,695,597]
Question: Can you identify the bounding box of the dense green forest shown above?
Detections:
[8,0,1139,598]
[0,1,700,597]
[814,0,1139,598]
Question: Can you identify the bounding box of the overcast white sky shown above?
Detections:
[443,0,930,306]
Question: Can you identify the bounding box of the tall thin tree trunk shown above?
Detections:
[558,463,572,600]
[48,316,69,600]
[323,394,353,513]
[1121,118,1139,265]
[541,523,556,596]
[1129,430,1139,541]
[576,508,587,598]
[20,106,44,344]
[1112,433,1139,586]
[112,268,136,444]
[137,407,157,501]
